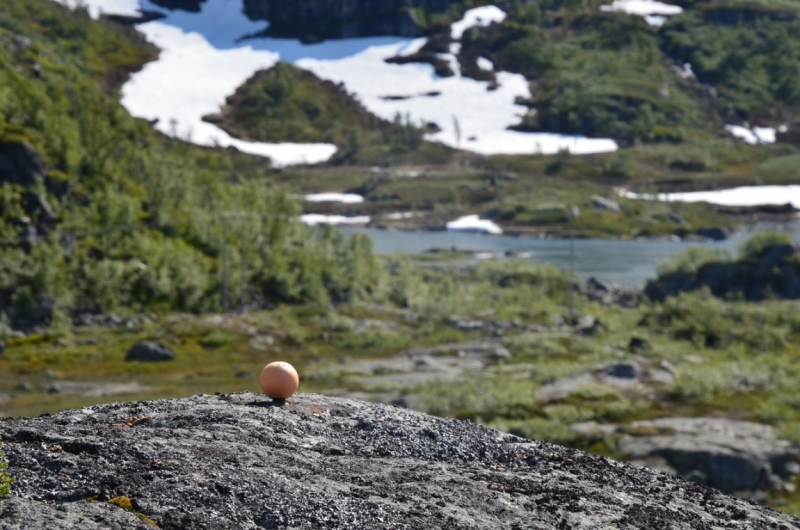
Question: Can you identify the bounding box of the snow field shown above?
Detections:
[600,0,683,27]
[620,186,800,209]
[54,0,619,161]
[303,193,365,204]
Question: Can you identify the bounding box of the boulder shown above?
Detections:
[646,243,800,302]
[125,341,174,362]
[696,227,728,241]
[1,393,797,529]
[755,243,796,275]
[573,315,602,336]
[537,360,674,402]
[591,195,621,212]
[585,277,642,308]
[0,141,57,223]
[618,418,800,494]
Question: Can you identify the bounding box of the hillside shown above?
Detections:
[234,0,800,144]
[202,63,452,165]
[0,0,381,330]
[2,392,799,529]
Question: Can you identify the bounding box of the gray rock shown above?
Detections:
[696,227,728,241]
[574,315,601,336]
[457,341,511,361]
[618,417,800,494]
[0,141,56,223]
[537,360,674,402]
[447,315,485,331]
[591,195,621,212]
[646,242,800,302]
[668,212,685,224]
[1,393,797,529]
[756,243,796,275]
[125,341,174,362]
[585,277,642,308]
[0,497,152,530]
[628,336,650,353]
[604,362,641,380]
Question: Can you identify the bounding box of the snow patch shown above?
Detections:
[601,0,683,26]
[644,15,668,27]
[451,6,507,40]
[620,186,800,209]
[725,124,777,145]
[301,214,371,226]
[398,38,427,57]
[303,193,365,204]
[601,0,683,16]
[477,57,494,71]
[446,215,503,235]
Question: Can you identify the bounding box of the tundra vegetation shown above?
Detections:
[3,0,800,518]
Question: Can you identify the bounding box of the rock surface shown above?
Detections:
[572,417,800,496]
[125,341,175,362]
[646,243,800,302]
[2,392,799,529]
[536,360,675,402]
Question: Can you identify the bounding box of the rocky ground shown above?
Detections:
[1,393,799,529]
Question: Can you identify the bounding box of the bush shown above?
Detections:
[738,231,793,261]
[656,246,731,276]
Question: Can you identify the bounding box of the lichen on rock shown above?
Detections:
[0,392,799,529]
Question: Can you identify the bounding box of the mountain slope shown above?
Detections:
[0,0,381,331]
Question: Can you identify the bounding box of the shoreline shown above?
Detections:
[342,214,800,243]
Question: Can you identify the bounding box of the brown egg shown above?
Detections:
[259,361,299,399]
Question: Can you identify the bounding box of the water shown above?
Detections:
[339,221,800,285]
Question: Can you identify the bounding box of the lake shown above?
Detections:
[339,221,800,285]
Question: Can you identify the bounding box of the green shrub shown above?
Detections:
[738,231,793,261]
[656,246,731,276]
[199,331,231,349]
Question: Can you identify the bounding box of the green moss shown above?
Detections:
[108,495,133,511]
[0,437,13,497]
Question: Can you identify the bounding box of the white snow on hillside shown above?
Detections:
[301,214,371,226]
[304,193,364,204]
[601,0,683,26]
[52,0,618,161]
[725,124,777,145]
[620,186,800,208]
[451,5,506,39]
[446,215,503,235]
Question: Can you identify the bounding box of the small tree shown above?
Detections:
[0,438,12,496]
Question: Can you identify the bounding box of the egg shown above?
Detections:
[259,361,299,399]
